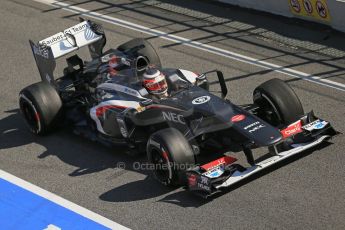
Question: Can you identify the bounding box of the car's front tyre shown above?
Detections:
[146,128,195,186]
[253,78,304,126]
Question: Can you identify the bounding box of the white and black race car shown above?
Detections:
[20,19,337,197]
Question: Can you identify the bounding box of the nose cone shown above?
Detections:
[231,113,282,146]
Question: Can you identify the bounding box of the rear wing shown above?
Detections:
[29,19,106,83]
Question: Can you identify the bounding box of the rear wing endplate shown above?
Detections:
[29,19,106,83]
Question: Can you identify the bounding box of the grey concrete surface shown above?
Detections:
[218,0,291,18]
[0,0,344,229]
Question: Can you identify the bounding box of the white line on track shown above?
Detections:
[34,0,345,92]
[0,169,130,230]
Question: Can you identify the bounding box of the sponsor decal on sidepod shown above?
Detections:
[162,111,185,124]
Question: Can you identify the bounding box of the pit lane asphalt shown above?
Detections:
[0,0,344,229]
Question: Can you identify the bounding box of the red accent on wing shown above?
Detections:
[231,114,246,122]
[280,120,303,138]
[35,112,40,121]
[96,105,127,117]
[188,174,197,186]
[162,151,169,161]
[201,156,237,171]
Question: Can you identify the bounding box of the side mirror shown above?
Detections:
[196,73,206,82]
[139,99,153,107]
[216,70,228,98]
[195,73,209,91]
[197,70,228,98]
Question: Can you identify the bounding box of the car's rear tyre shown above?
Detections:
[19,82,62,135]
[253,78,304,126]
[147,128,195,186]
[117,38,161,71]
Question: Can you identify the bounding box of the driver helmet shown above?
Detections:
[143,68,168,96]
[108,55,119,76]
[108,55,120,68]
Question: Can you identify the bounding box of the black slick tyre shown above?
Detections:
[117,38,161,69]
[19,82,62,135]
[147,128,195,186]
[253,78,304,126]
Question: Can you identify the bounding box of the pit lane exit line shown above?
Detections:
[0,169,129,230]
[34,0,345,92]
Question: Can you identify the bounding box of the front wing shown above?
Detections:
[186,114,338,198]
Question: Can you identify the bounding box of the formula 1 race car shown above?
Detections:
[20,19,337,197]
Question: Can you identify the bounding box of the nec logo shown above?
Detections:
[162,112,185,124]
